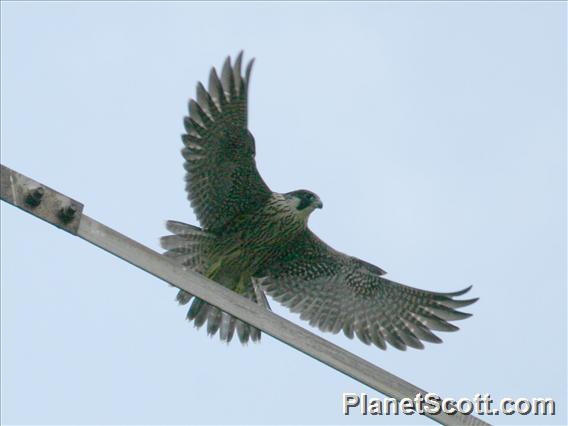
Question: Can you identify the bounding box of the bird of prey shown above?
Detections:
[161,52,478,350]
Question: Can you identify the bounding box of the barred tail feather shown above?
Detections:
[181,294,263,344]
[161,220,266,344]
[161,220,212,271]
[219,311,236,341]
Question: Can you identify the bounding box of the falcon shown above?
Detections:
[161,52,478,350]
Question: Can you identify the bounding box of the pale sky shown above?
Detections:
[1,2,566,425]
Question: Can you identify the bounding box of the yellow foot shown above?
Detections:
[235,273,251,295]
[206,259,223,280]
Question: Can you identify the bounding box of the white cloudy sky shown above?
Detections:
[1,2,565,425]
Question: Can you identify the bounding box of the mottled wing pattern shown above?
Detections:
[182,52,272,233]
[262,231,478,350]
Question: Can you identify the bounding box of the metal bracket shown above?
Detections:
[1,164,84,235]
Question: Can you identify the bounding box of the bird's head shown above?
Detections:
[285,189,323,218]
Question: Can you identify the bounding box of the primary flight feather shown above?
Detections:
[161,52,478,350]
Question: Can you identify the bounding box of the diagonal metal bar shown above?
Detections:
[0,164,490,426]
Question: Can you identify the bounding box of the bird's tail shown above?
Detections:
[160,220,269,344]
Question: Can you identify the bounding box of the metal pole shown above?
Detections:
[0,164,490,426]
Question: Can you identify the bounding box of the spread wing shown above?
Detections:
[262,230,478,350]
[181,52,272,233]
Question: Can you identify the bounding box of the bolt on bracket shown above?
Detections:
[1,164,84,235]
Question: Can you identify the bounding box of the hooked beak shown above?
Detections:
[314,199,323,209]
